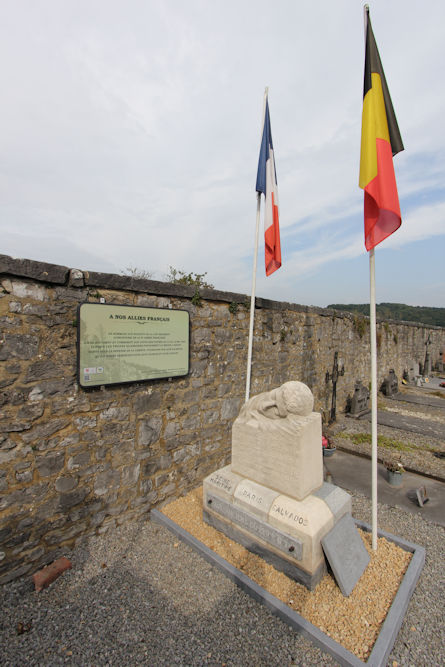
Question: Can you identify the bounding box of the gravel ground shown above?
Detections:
[0,489,443,667]
[1,383,443,666]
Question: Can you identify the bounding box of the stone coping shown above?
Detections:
[1,253,443,328]
[151,510,425,667]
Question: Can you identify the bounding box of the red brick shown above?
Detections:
[32,557,72,592]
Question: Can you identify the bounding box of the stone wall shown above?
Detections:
[1,254,444,583]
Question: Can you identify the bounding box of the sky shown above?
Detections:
[1,0,444,308]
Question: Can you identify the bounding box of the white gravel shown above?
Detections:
[0,489,443,666]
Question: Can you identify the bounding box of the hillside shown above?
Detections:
[327,303,445,327]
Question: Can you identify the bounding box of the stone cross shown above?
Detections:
[325,351,344,423]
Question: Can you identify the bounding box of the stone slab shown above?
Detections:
[388,392,445,409]
[233,478,279,519]
[362,410,445,439]
[205,493,303,560]
[321,514,370,597]
[202,465,243,503]
[203,507,325,590]
[313,482,352,520]
[151,510,425,667]
[232,411,323,501]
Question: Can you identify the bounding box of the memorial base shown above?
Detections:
[203,465,351,591]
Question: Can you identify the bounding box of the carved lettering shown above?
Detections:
[207,494,303,560]
[271,503,308,527]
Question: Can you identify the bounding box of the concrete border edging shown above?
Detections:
[151,509,425,667]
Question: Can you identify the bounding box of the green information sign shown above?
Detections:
[77,303,189,387]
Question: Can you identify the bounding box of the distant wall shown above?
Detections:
[1,253,444,583]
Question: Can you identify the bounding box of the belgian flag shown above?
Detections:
[359,7,404,251]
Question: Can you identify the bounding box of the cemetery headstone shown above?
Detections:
[381,369,398,396]
[348,380,370,418]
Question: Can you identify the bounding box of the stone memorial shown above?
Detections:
[406,361,420,384]
[381,369,398,396]
[347,380,370,418]
[203,381,367,593]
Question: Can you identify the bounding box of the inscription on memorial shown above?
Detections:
[208,473,235,493]
[207,494,303,560]
[78,303,189,387]
[271,503,309,527]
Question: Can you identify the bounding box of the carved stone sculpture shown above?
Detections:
[232,381,322,501]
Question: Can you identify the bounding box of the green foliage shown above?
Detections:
[229,302,239,315]
[328,303,445,327]
[166,266,214,289]
[353,314,368,338]
[121,266,154,280]
[280,328,287,341]
[191,288,202,307]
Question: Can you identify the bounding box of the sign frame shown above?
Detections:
[77,302,190,388]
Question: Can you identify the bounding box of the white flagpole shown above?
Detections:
[363,3,378,552]
[245,87,268,402]
[369,247,378,550]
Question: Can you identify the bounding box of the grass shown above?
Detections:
[337,430,445,461]
[336,431,432,453]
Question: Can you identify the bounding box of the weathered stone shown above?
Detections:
[134,391,161,413]
[25,360,60,383]
[164,422,179,438]
[100,407,130,421]
[17,404,45,421]
[138,418,162,447]
[74,416,97,429]
[94,470,121,496]
[21,418,70,443]
[58,487,89,510]
[36,452,65,477]
[15,470,33,483]
[121,464,140,486]
[0,334,39,361]
[55,476,78,493]
[68,268,84,287]
[221,398,241,421]
[67,452,91,470]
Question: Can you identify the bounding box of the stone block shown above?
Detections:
[55,476,78,493]
[36,452,65,477]
[33,557,72,592]
[321,513,370,596]
[232,411,322,501]
[138,418,161,447]
[0,334,39,361]
[233,479,278,520]
[203,465,243,504]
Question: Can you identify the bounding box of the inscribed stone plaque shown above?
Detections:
[203,466,243,503]
[321,513,370,596]
[206,493,303,560]
[233,479,279,519]
[77,303,189,387]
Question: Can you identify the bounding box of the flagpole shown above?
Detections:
[245,192,261,402]
[369,248,378,550]
[245,87,269,402]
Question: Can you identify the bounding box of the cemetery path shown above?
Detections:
[323,449,445,527]
[388,390,445,409]
[363,410,445,440]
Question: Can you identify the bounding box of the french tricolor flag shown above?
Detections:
[256,96,281,276]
